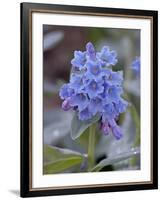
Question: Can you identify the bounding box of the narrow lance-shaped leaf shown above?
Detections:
[43,145,86,174]
[91,147,140,172]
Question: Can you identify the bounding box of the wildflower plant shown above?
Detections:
[59,42,129,171]
[60,42,128,137]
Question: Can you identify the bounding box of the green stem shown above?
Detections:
[88,123,96,171]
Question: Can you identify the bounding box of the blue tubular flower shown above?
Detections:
[97,46,118,67]
[70,74,84,92]
[107,70,123,86]
[108,86,123,101]
[71,50,86,70]
[85,79,104,98]
[59,42,128,140]
[102,85,123,104]
[85,60,108,83]
[102,103,118,121]
[109,119,123,140]
[59,84,74,100]
[102,119,122,139]
[115,99,128,114]
[70,93,89,111]
[131,57,140,75]
[86,60,102,77]
[89,97,103,116]
[112,125,123,140]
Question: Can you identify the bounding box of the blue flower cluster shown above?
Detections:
[59,42,128,139]
[131,57,140,76]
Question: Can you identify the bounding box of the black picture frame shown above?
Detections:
[21,2,158,197]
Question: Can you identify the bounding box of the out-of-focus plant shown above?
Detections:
[131,57,140,76]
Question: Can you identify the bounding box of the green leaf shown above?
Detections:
[91,147,140,172]
[71,113,100,140]
[43,145,85,174]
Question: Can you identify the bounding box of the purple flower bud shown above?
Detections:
[86,42,96,60]
[112,125,123,140]
[62,98,71,111]
[108,119,116,128]
[101,122,110,135]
